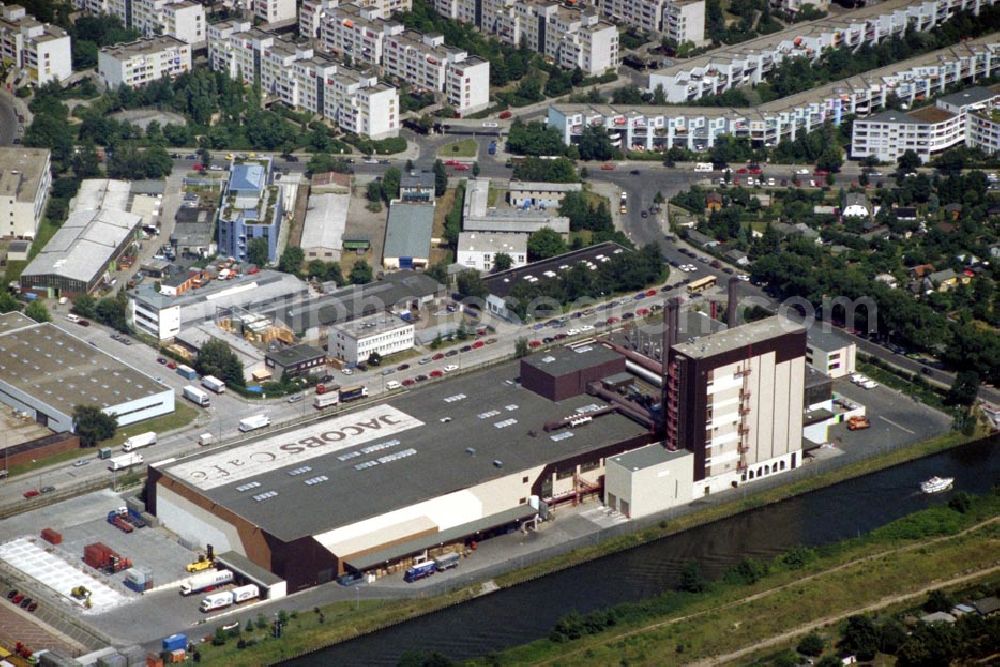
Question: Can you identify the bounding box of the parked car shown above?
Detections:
[445,350,459,357]
[23,490,39,499]
[460,345,472,353]
[397,364,410,371]
[40,486,55,494]
[415,374,429,382]
[432,353,445,360]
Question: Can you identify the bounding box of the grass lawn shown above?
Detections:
[438,139,478,159]
[487,185,505,207]
[107,403,200,447]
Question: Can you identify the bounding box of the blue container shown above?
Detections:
[162,633,187,652]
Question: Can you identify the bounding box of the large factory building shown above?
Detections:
[146,345,654,592]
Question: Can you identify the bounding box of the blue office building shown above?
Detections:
[217,159,283,263]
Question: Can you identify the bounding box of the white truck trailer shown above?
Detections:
[180,569,234,596]
[183,385,210,407]
[313,393,340,410]
[122,431,157,452]
[201,375,226,394]
[108,453,144,471]
[238,414,270,432]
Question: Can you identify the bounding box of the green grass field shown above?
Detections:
[438,139,478,158]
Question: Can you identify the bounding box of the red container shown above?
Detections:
[41,528,62,545]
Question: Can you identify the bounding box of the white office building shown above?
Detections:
[129,286,182,340]
[0,147,51,239]
[328,312,415,364]
[457,232,528,272]
[98,36,192,89]
[0,3,72,85]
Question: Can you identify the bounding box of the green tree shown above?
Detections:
[195,339,245,387]
[23,300,50,323]
[95,293,128,332]
[72,141,102,179]
[947,492,972,513]
[382,167,401,202]
[678,561,707,593]
[324,262,344,285]
[898,149,921,174]
[425,262,448,284]
[471,161,480,177]
[307,259,327,280]
[349,259,373,285]
[923,589,954,613]
[367,351,382,367]
[946,370,978,406]
[73,404,117,447]
[433,159,447,197]
[578,125,615,161]
[515,337,530,358]
[247,237,269,267]
[796,632,825,657]
[278,246,305,276]
[840,615,879,661]
[527,227,568,261]
[493,252,513,272]
[456,269,487,298]
[366,180,384,203]
[0,293,21,313]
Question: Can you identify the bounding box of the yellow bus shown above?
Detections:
[687,276,717,294]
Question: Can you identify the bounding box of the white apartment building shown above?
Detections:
[328,312,415,365]
[647,0,1000,104]
[206,19,252,72]
[0,3,71,85]
[0,147,51,239]
[98,36,192,89]
[72,0,205,45]
[457,232,528,272]
[316,4,491,114]
[770,0,829,17]
[212,29,400,139]
[852,85,1000,163]
[300,0,338,39]
[254,0,297,24]
[596,0,705,47]
[968,108,1000,156]
[550,36,1000,152]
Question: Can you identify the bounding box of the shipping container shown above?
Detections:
[40,528,62,544]
[108,453,143,471]
[198,433,214,446]
[339,385,367,402]
[231,583,260,603]
[161,634,187,653]
[313,393,339,409]
[122,431,157,452]
[98,447,113,459]
[433,552,460,571]
[176,365,198,381]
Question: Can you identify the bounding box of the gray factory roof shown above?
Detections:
[265,343,325,367]
[0,321,165,415]
[270,272,443,328]
[0,147,49,204]
[300,192,349,251]
[74,179,132,211]
[937,85,1000,108]
[483,242,629,299]
[130,271,309,326]
[158,356,649,541]
[0,311,36,335]
[806,326,853,353]
[383,202,435,261]
[401,171,435,190]
[521,343,621,377]
[673,315,803,359]
[21,207,142,284]
[609,444,690,471]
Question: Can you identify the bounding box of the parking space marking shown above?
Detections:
[878,416,916,434]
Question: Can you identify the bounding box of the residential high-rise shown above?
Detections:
[97,35,192,89]
[0,147,51,239]
[0,3,72,85]
[72,0,206,45]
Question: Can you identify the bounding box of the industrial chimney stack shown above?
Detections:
[727,277,740,328]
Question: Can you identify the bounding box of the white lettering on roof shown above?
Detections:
[168,406,424,491]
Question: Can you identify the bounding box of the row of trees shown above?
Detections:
[72,291,129,333]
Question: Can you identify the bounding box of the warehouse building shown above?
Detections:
[456,232,528,273]
[463,178,570,236]
[145,346,654,591]
[301,192,350,262]
[20,180,141,297]
[0,147,51,240]
[382,202,435,270]
[0,313,175,432]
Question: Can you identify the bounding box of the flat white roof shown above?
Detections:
[457,232,527,256]
[300,192,350,251]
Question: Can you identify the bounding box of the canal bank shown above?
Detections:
[190,426,995,666]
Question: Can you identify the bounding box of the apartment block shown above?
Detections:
[666,316,806,495]
[0,147,51,239]
[254,0,297,24]
[596,0,705,47]
[852,85,1000,163]
[72,0,206,45]
[300,0,339,39]
[0,3,71,85]
[206,19,252,72]
[211,28,400,139]
[550,36,1000,153]
[98,35,192,89]
[315,3,491,114]
[648,0,999,104]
